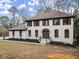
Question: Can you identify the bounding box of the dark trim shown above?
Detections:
[25,16,75,22]
[9,30,27,31]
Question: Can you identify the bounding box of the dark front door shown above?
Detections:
[42,29,49,39]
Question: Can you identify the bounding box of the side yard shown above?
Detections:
[0,41,78,59]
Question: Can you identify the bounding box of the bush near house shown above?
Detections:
[0,26,8,37]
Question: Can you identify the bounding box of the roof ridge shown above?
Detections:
[25,10,74,21]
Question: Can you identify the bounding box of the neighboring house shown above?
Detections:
[9,10,74,44]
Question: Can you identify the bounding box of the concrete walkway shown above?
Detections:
[0,39,46,45]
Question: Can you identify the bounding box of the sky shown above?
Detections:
[0,0,46,17]
[0,0,77,17]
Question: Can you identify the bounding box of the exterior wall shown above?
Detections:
[22,31,27,39]
[14,31,20,39]
[25,18,74,44]
[9,31,13,38]
[9,31,27,39]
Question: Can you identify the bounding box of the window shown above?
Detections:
[54,29,59,38]
[20,31,22,36]
[42,20,49,26]
[35,30,38,37]
[27,21,32,26]
[34,21,39,26]
[47,20,49,26]
[65,29,69,38]
[12,31,15,36]
[63,18,71,25]
[42,20,46,26]
[53,19,60,25]
[28,30,31,37]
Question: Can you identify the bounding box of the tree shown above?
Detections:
[8,6,18,17]
[45,0,76,13]
[8,6,18,27]
[74,0,79,38]
[0,16,9,29]
[45,0,57,10]
[75,0,79,16]
[36,0,53,13]
[73,8,79,42]
[36,0,76,14]
[18,9,26,23]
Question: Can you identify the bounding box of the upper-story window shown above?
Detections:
[27,21,32,26]
[42,20,49,26]
[63,18,71,25]
[34,21,39,26]
[47,20,49,25]
[53,19,60,25]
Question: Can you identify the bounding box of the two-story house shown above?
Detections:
[9,10,74,44]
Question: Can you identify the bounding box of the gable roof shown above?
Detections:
[26,10,74,21]
[9,24,27,31]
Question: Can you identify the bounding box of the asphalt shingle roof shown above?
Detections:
[26,10,74,21]
[9,24,27,31]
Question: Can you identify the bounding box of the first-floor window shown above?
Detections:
[47,20,49,26]
[20,31,22,36]
[28,30,31,37]
[54,29,59,38]
[65,29,69,38]
[12,31,15,36]
[35,30,38,37]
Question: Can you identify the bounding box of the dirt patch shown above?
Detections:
[47,53,77,59]
[0,41,78,59]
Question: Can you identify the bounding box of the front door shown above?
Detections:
[42,29,49,39]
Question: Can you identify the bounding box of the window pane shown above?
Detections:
[13,31,15,36]
[54,30,59,38]
[42,20,46,26]
[63,18,71,25]
[47,20,49,26]
[65,29,69,38]
[34,21,39,26]
[42,20,49,26]
[28,30,31,37]
[53,19,60,25]
[35,30,38,37]
[27,21,32,26]
[20,31,22,36]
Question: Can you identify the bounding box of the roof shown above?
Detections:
[9,24,27,31]
[26,10,74,21]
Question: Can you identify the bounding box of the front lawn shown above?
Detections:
[0,41,78,59]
